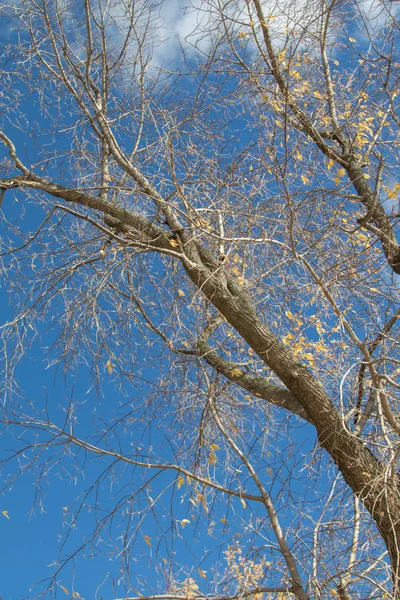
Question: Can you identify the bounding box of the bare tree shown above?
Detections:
[0,0,400,598]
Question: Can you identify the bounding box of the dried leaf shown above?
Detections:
[231,368,243,378]
[198,568,207,579]
[105,359,115,374]
[181,519,190,529]
[208,452,217,466]
[144,535,152,548]
[1,510,9,520]
[303,353,314,366]
[177,476,185,489]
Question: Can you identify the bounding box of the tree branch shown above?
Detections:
[198,319,312,423]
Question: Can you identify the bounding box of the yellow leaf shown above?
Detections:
[282,332,294,346]
[196,493,209,512]
[331,590,339,596]
[177,476,185,489]
[59,586,69,595]
[327,158,334,170]
[210,443,220,451]
[301,174,309,185]
[220,518,227,523]
[105,359,114,374]
[348,37,356,43]
[240,498,246,509]
[231,368,243,378]
[285,310,294,319]
[333,59,339,66]
[198,568,207,579]
[169,238,179,247]
[181,519,190,529]
[303,353,314,366]
[384,184,400,199]
[1,510,9,520]
[313,90,324,99]
[335,168,346,186]
[144,535,152,548]
[357,233,368,242]
[178,289,185,297]
[208,452,217,466]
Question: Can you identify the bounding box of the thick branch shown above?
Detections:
[198,320,312,423]
[181,245,400,580]
[347,157,400,274]
[0,175,180,255]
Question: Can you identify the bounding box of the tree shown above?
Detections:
[0,0,399,597]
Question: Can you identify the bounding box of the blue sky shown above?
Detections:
[0,0,398,598]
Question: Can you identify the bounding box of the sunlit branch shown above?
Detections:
[206,376,309,600]
[5,419,264,503]
[198,319,311,422]
[355,306,400,433]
